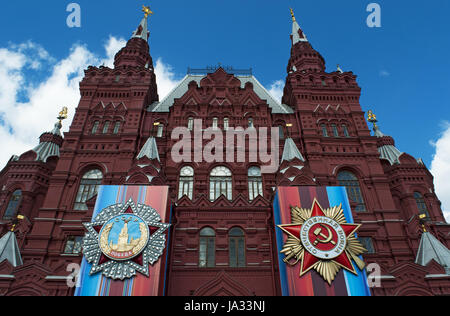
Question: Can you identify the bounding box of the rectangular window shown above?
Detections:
[64,236,83,255]
[157,125,164,138]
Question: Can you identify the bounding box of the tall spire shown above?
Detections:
[132,5,153,42]
[114,6,154,69]
[287,8,325,73]
[290,8,308,45]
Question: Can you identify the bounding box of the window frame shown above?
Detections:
[199,228,216,268]
[3,190,22,220]
[178,166,194,200]
[209,166,233,201]
[229,227,246,268]
[337,171,367,212]
[74,169,103,211]
[248,167,263,201]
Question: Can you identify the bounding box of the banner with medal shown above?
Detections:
[273,186,371,296]
[75,185,171,296]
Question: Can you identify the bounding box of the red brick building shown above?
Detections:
[0,10,449,296]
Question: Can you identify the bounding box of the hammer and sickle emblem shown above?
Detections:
[313,224,336,246]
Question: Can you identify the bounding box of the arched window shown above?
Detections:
[91,121,100,134]
[248,167,263,201]
[113,121,121,134]
[342,124,350,137]
[224,118,229,131]
[102,121,110,134]
[212,117,219,130]
[321,124,328,137]
[178,166,194,200]
[414,192,430,219]
[210,166,232,201]
[188,117,194,131]
[74,169,103,211]
[278,126,285,140]
[199,227,215,268]
[337,171,366,212]
[156,124,164,138]
[331,124,339,137]
[229,227,246,267]
[3,190,22,220]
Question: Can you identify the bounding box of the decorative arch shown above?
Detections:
[73,168,104,211]
[209,166,233,201]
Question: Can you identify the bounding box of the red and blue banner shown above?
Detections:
[75,185,171,296]
[273,186,371,296]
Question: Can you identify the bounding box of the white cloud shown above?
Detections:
[430,121,450,223]
[268,80,284,103]
[154,58,180,100]
[379,70,390,77]
[0,37,180,169]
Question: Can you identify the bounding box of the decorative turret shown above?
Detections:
[277,125,315,185]
[415,224,450,274]
[0,215,25,267]
[367,110,404,166]
[114,5,154,69]
[126,123,164,184]
[287,8,325,73]
[32,107,67,163]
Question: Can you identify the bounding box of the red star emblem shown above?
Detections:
[278,199,365,284]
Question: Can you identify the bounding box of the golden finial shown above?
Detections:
[143,5,153,18]
[57,106,68,124]
[367,110,378,127]
[11,215,25,232]
[290,8,296,22]
[419,214,428,232]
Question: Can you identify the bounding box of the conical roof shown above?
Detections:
[32,121,63,163]
[281,137,305,163]
[137,137,160,161]
[0,231,23,267]
[290,8,308,45]
[373,125,404,166]
[415,232,450,274]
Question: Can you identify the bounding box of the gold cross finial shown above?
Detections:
[57,106,68,124]
[367,110,378,127]
[290,8,296,22]
[143,5,153,18]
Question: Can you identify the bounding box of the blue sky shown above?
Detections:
[1,0,450,166]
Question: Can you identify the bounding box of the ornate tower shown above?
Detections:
[5,9,160,295]
[281,9,450,296]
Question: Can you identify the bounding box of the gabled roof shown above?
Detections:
[0,231,23,268]
[149,74,293,114]
[415,232,450,275]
